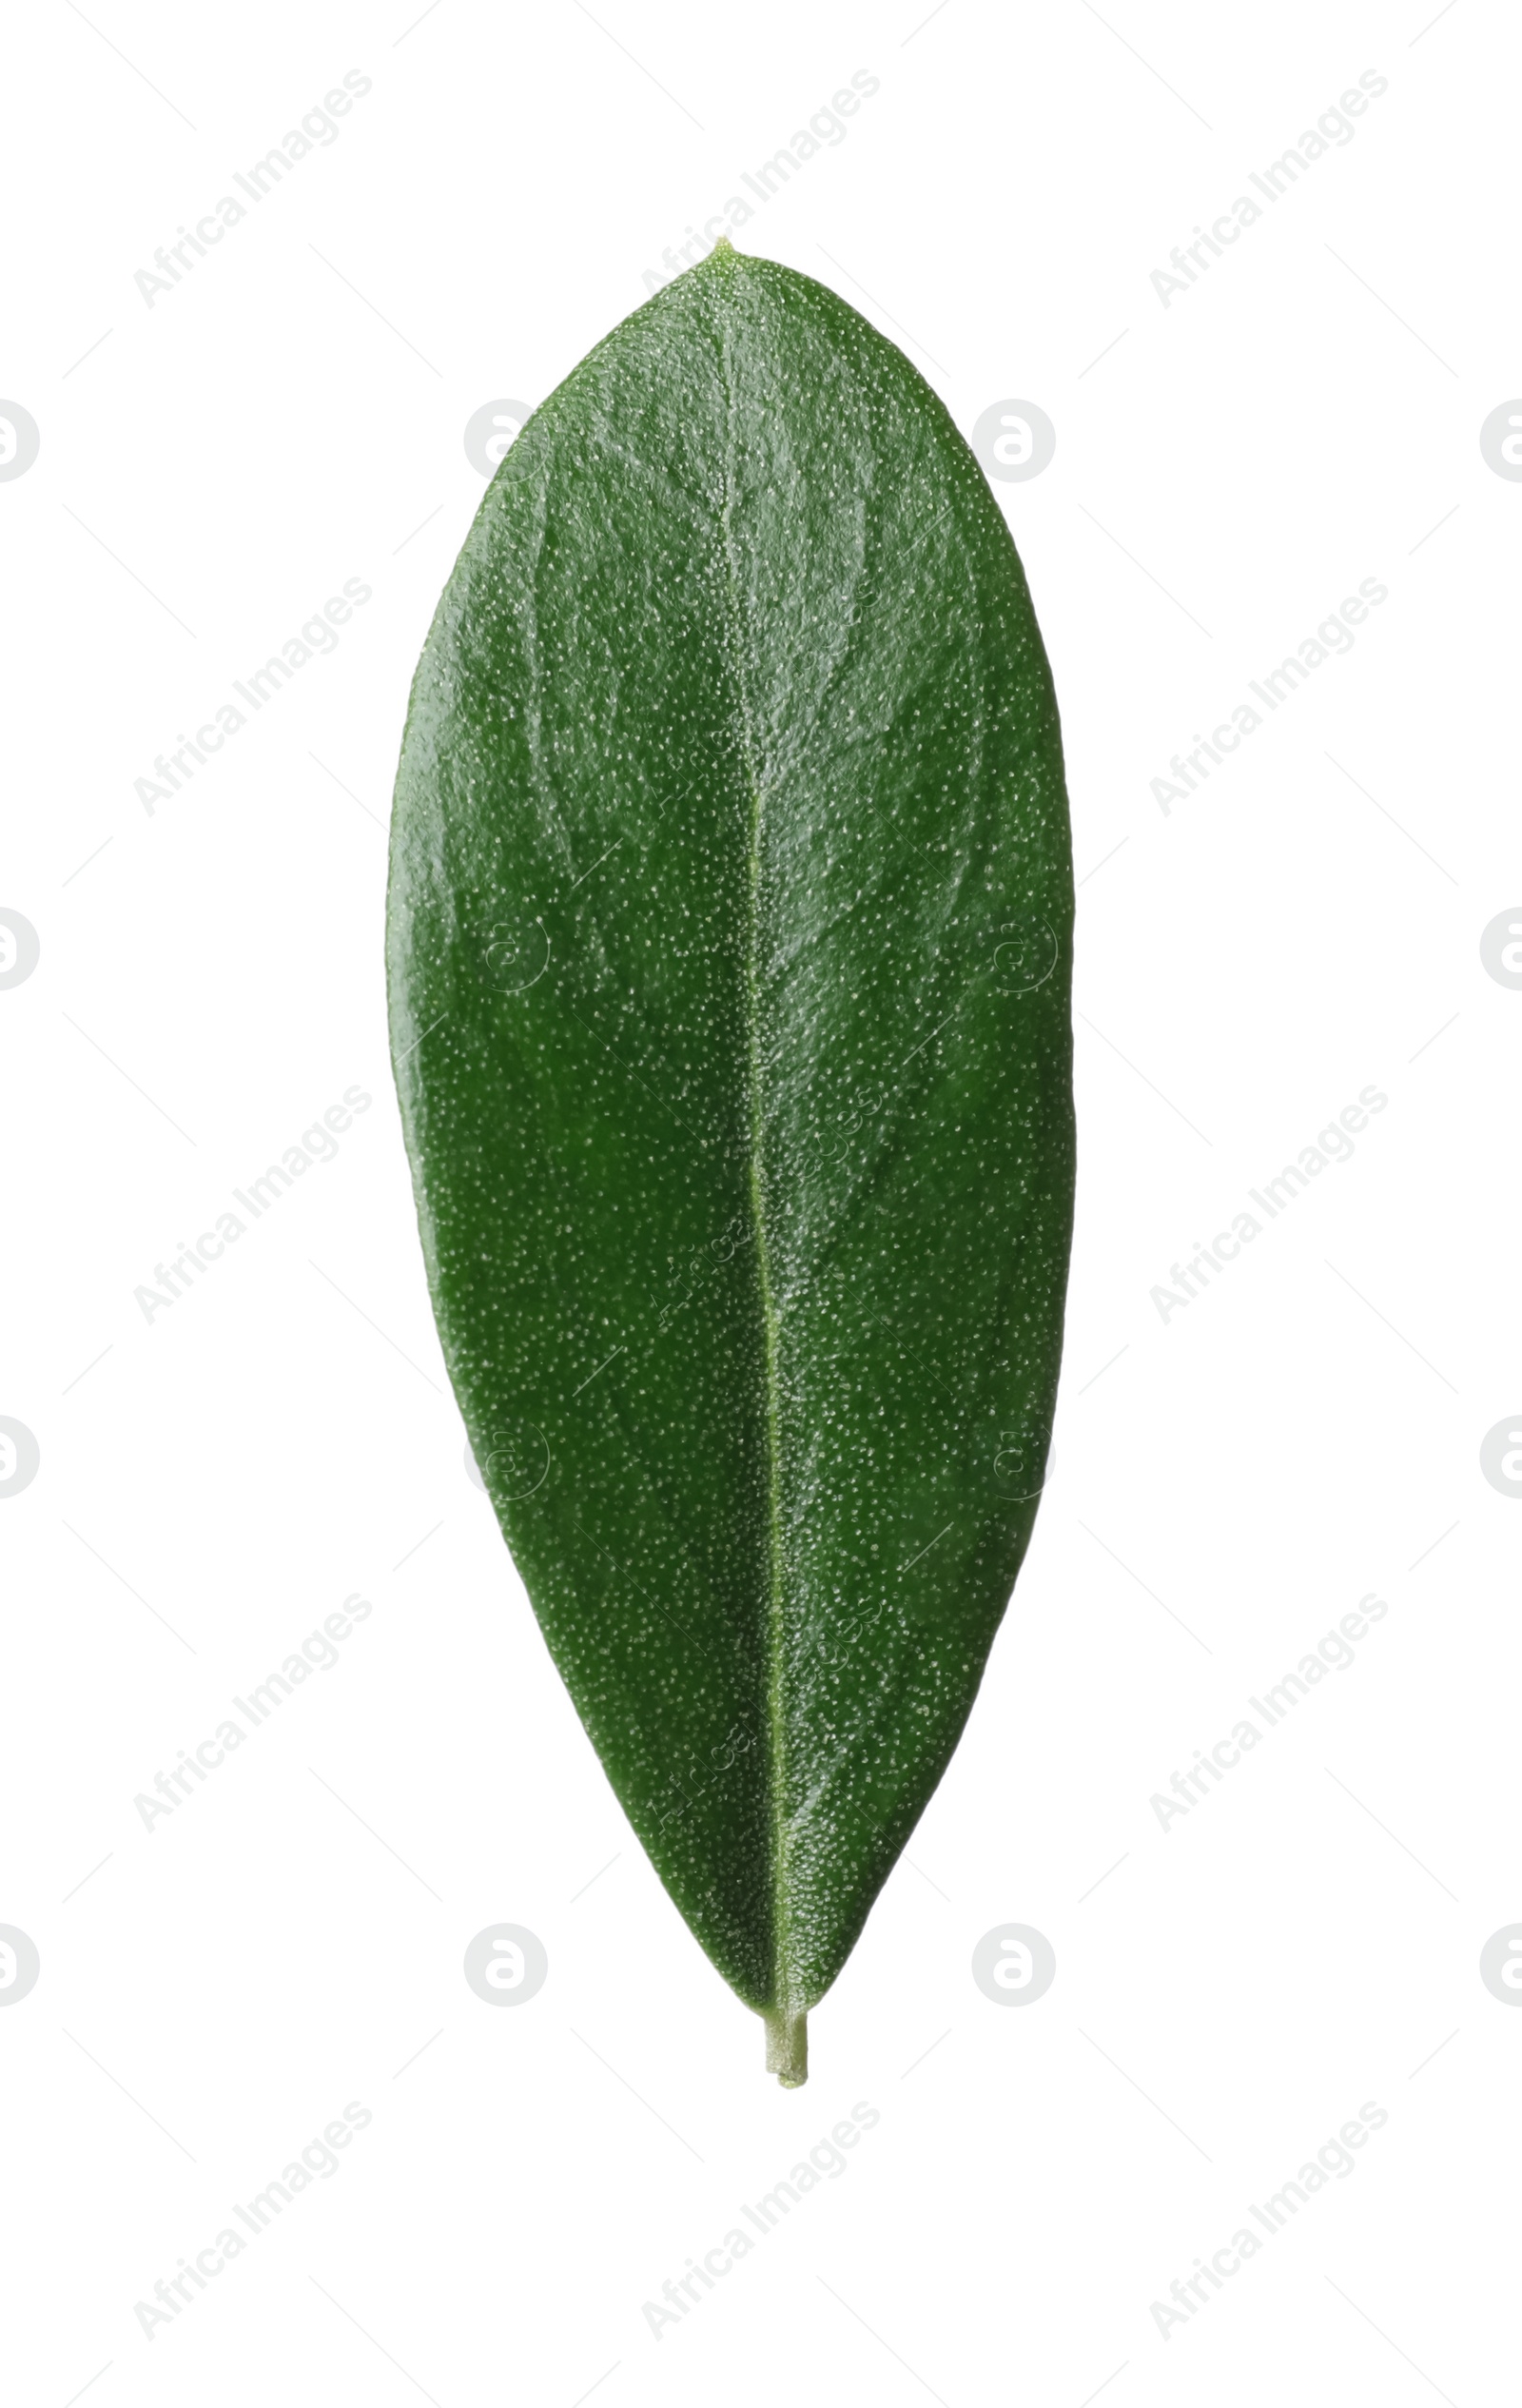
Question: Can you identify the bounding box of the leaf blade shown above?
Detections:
[387,246,1075,2076]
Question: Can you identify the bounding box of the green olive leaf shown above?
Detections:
[387,243,1075,2084]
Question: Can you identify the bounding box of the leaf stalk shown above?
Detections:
[764,2007,808,2087]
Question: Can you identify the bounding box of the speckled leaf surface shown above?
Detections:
[386,245,1074,2082]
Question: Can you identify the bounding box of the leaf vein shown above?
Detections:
[716,299,797,2022]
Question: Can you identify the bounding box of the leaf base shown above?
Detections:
[764,2007,808,2087]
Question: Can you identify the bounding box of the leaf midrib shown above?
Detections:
[715,298,795,2019]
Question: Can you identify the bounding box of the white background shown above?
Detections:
[3,1,1517,2401]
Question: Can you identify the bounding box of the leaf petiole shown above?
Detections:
[764,2007,809,2088]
